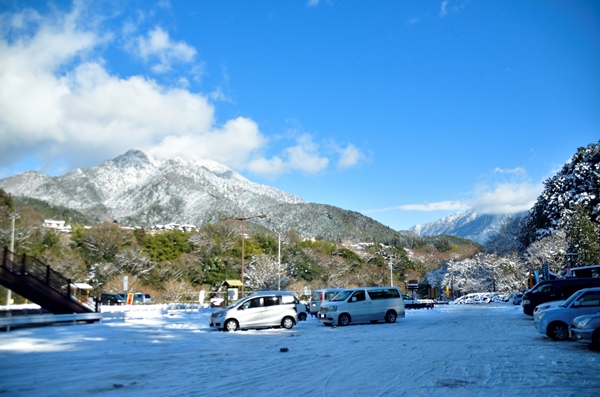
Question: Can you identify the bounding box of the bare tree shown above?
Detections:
[163,279,192,302]
[245,254,289,290]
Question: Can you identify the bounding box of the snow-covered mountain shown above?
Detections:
[409,210,520,244]
[0,150,400,241]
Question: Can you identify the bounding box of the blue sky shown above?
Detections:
[0,0,598,231]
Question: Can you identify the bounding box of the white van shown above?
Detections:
[310,288,346,316]
[318,286,405,326]
[209,291,298,331]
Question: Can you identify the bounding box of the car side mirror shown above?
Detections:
[573,301,581,307]
[239,306,246,310]
[351,297,356,302]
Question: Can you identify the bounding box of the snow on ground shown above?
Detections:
[0,303,598,397]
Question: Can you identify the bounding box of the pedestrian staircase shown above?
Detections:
[0,246,97,314]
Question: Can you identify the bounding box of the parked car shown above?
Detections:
[512,293,523,305]
[310,288,346,316]
[522,277,600,315]
[255,290,307,321]
[534,287,600,341]
[133,293,152,304]
[533,300,564,321]
[318,286,405,326]
[209,291,298,331]
[402,294,427,309]
[570,312,600,348]
[100,293,125,305]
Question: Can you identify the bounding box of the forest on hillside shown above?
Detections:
[1,141,599,303]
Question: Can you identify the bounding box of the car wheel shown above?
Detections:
[592,330,600,349]
[547,322,569,341]
[282,316,295,329]
[385,310,397,323]
[298,312,307,321]
[338,313,350,326]
[224,319,238,332]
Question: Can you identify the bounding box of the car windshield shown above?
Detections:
[531,283,553,294]
[560,290,583,308]
[331,290,353,302]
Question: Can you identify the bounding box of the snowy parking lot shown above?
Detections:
[0,303,598,396]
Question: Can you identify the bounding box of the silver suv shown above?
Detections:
[209,291,298,331]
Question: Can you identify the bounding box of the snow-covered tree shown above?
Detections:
[566,204,600,267]
[244,254,289,291]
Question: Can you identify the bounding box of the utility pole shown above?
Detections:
[6,213,19,306]
[220,214,267,297]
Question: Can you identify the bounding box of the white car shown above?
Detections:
[532,300,564,321]
[318,286,405,326]
[209,291,298,331]
[534,287,600,341]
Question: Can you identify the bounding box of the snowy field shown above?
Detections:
[1,303,598,397]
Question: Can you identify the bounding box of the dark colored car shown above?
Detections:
[571,312,600,348]
[100,293,125,305]
[522,277,600,315]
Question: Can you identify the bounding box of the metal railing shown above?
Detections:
[1,246,95,311]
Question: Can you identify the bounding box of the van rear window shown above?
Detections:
[367,288,400,300]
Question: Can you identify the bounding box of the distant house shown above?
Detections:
[151,222,197,232]
[43,219,65,229]
[42,219,72,233]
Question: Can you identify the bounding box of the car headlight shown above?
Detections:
[575,318,592,328]
[329,305,338,312]
[215,312,225,318]
[538,312,546,321]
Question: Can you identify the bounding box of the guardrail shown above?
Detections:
[0,312,103,331]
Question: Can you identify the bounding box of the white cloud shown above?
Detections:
[284,134,330,173]
[365,201,469,214]
[439,1,449,17]
[470,182,542,214]
[133,26,197,73]
[148,117,265,169]
[370,168,543,216]
[336,143,365,169]
[247,134,329,176]
[493,166,527,176]
[0,3,361,179]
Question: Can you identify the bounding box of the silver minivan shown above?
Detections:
[310,288,346,316]
[318,286,405,326]
[209,291,298,331]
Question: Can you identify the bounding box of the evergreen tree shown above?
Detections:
[566,204,600,267]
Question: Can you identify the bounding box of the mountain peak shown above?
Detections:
[410,210,519,244]
[112,149,155,169]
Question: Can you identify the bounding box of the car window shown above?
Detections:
[264,296,280,307]
[368,289,387,300]
[352,290,366,302]
[332,290,353,302]
[243,297,263,309]
[281,295,296,304]
[324,292,338,300]
[576,292,600,307]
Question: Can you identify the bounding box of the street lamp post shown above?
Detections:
[6,213,19,307]
[220,214,267,297]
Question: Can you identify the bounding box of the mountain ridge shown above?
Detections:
[409,210,521,244]
[0,150,405,243]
